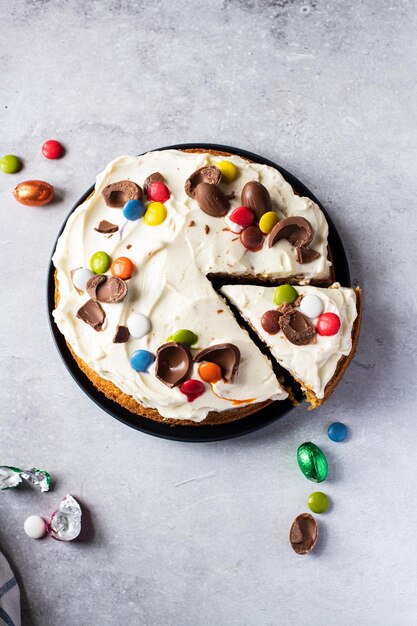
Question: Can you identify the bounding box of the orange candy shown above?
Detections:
[110,257,133,279]
[198,362,222,384]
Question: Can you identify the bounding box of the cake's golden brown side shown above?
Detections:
[53,147,352,425]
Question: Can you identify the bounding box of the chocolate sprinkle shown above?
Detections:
[76,299,105,331]
[86,275,128,303]
[95,219,119,233]
[101,180,143,208]
[279,308,315,346]
[185,166,222,198]
[268,216,320,264]
[205,225,210,234]
[143,171,165,193]
[241,181,271,220]
[195,183,230,218]
[289,513,318,555]
[113,325,130,343]
[155,342,193,388]
[194,343,240,383]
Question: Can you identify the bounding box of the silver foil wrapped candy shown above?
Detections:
[49,494,82,541]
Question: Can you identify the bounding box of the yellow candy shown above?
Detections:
[217,160,238,184]
[259,211,279,234]
[144,202,167,226]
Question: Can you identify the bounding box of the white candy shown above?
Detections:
[300,294,324,319]
[72,267,94,292]
[24,515,47,539]
[224,213,244,234]
[127,313,151,338]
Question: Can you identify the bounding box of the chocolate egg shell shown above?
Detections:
[194,343,240,383]
[13,180,54,206]
[268,216,320,264]
[86,275,127,303]
[185,166,221,198]
[279,308,315,346]
[155,342,193,388]
[195,183,230,218]
[289,513,318,555]
[101,180,142,208]
[143,171,165,193]
[241,181,271,220]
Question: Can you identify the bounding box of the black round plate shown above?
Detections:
[47,143,350,442]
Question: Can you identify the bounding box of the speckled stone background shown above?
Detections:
[1,1,416,624]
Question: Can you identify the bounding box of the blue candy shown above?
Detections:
[123,199,145,221]
[327,422,348,442]
[130,350,155,372]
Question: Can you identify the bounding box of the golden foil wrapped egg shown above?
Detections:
[13,180,54,206]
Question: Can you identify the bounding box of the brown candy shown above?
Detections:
[279,308,315,346]
[260,310,282,334]
[194,343,240,383]
[240,225,264,250]
[86,275,127,303]
[241,181,271,220]
[144,172,165,193]
[184,166,222,198]
[268,216,320,264]
[113,325,130,343]
[94,220,119,233]
[101,180,143,208]
[194,183,230,218]
[76,299,105,331]
[13,180,54,206]
[289,513,318,555]
[155,342,193,388]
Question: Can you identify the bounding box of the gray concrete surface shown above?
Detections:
[1,0,416,624]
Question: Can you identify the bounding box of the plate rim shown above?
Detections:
[47,143,350,443]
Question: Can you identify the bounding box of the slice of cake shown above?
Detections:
[220,283,361,408]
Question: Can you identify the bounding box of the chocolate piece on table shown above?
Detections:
[113,325,130,343]
[76,299,105,331]
[86,275,127,303]
[184,166,222,198]
[144,172,165,193]
[101,180,143,208]
[194,343,240,383]
[95,220,119,233]
[241,181,271,220]
[268,216,320,264]
[279,308,315,346]
[155,342,193,388]
[194,183,230,218]
[289,513,318,555]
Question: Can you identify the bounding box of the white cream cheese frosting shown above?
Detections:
[52,149,331,421]
[221,283,358,399]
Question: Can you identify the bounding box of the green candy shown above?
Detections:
[90,251,110,274]
[273,284,298,306]
[308,491,330,513]
[0,154,21,174]
[297,442,328,483]
[171,329,198,347]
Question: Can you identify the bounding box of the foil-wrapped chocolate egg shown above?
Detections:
[13,180,54,206]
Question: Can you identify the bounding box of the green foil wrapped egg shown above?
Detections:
[297,442,328,483]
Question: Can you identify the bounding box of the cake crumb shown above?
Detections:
[205,225,210,234]
[217,309,224,314]
[126,244,132,249]
[188,220,195,227]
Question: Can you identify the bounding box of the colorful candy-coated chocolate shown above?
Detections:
[111,257,133,279]
[127,313,151,338]
[144,202,167,226]
[73,267,94,291]
[13,180,54,206]
[122,199,146,221]
[146,181,170,202]
[171,329,198,347]
[273,284,298,305]
[42,139,63,159]
[0,154,21,174]
[180,379,205,402]
[308,492,330,514]
[24,515,47,539]
[259,211,279,234]
[327,422,348,442]
[240,225,263,250]
[198,361,222,383]
[297,442,328,483]
[299,294,324,319]
[217,160,238,183]
[90,251,110,274]
[229,206,254,227]
[130,349,155,372]
[316,312,341,336]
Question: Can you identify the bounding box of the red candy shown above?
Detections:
[180,379,205,402]
[42,140,63,160]
[229,206,254,227]
[146,181,170,202]
[316,312,341,336]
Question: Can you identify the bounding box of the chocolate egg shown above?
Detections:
[241,181,271,220]
[289,513,318,555]
[195,183,230,217]
[13,180,54,206]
